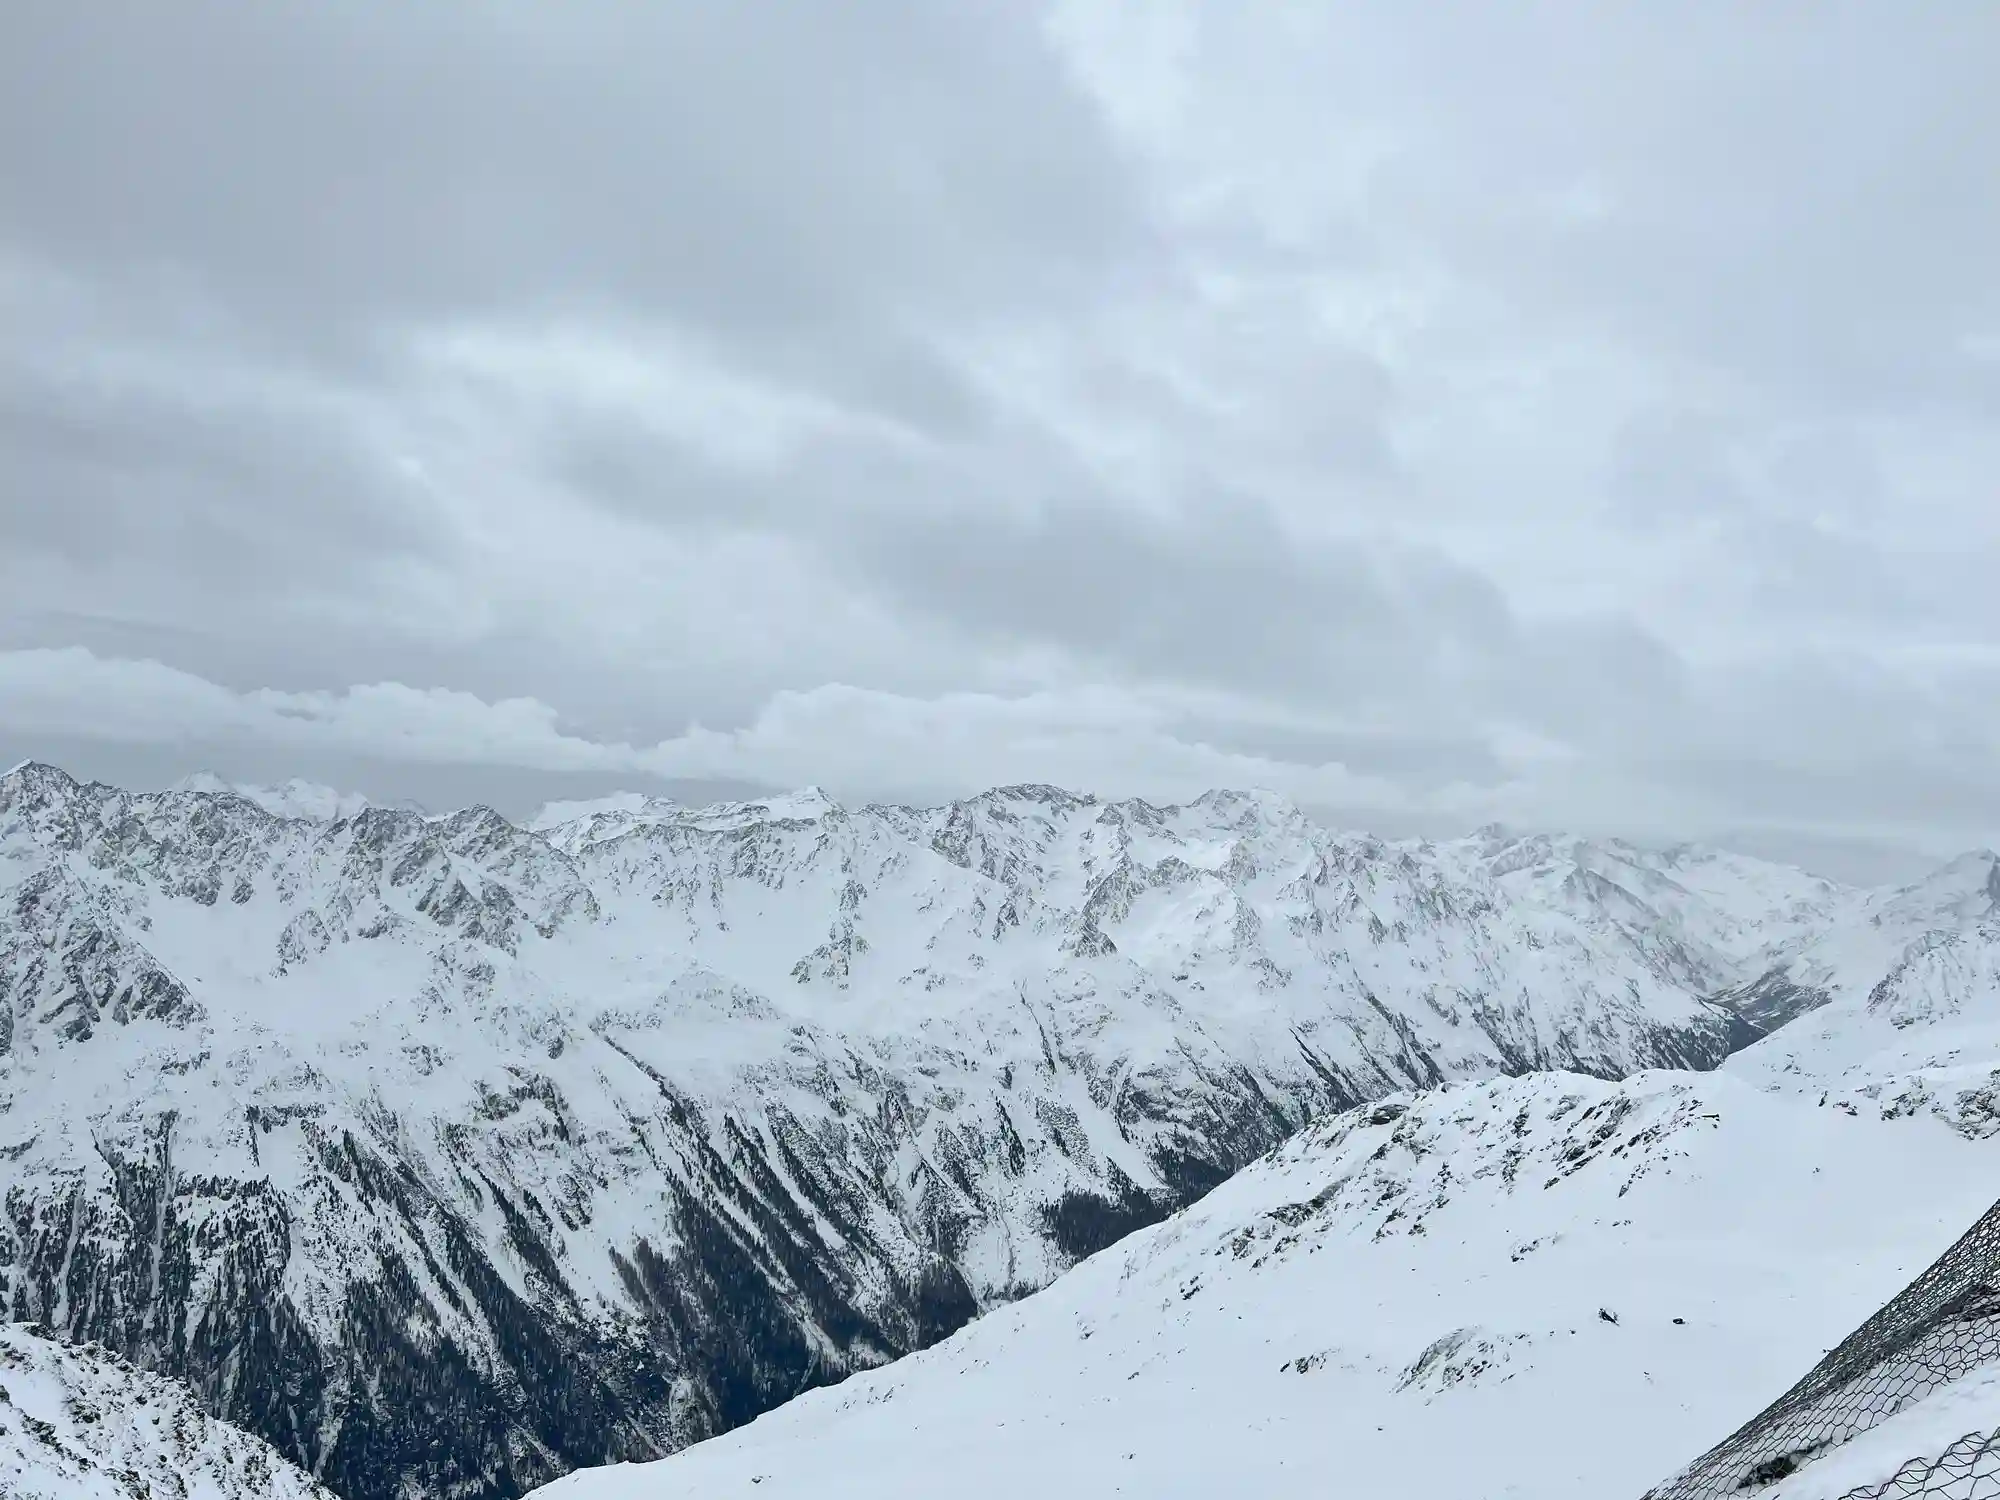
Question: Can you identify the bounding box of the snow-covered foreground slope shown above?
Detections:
[0,1320,332,1499]
[2,764,1836,1500]
[1767,1385,2000,1499]
[535,1063,1998,1500]
[1635,969,2000,1499]
[1644,1181,2000,1500]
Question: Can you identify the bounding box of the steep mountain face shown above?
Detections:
[535,1053,1997,1500]
[0,763,1800,1499]
[1724,853,2000,1141]
[1717,851,2000,1035]
[1449,828,1849,995]
[0,1320,333,1499]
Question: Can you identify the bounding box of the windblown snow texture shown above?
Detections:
[0,1319,333,1499]
[0,764,1830,1499]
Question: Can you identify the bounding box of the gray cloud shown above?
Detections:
[0,0,1153,406]
[1171,719,1507,793]
[3,1,1998,877]
[0,354,447,583]
[540,395,1506,710]
[1605,408,1746,529]
[1340,5,2000,417]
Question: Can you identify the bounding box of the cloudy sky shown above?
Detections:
[3,3,1997,878]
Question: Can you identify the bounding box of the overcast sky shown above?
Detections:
[3,3,1997,879]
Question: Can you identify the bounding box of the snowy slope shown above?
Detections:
[1751,1371,2000,1500]
[1641,1178,2000,1500]
[1720,852,2000,1034]
[1725,852,2000,1137]
[0,763,1817,1500]
[0,1320,332,1499]
[1450,828,1848,993]
[531,847,2000,1500]
[532,1062,1999,1500]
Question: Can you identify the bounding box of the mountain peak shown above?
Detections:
[754,785,841,820]
[978,783,1098,809]
[1188,786,1304,827]
[0,761,87,821]
[1873,847,2000,928]
[0,759,78,792]
[170,770,370,821]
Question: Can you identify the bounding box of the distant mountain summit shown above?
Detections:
[171,770,374,821]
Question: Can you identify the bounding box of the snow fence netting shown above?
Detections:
[1645,1196,2000,1498]
[1834,1428,2000,1499]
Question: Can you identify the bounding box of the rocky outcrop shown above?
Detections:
[0,1319,335,1499]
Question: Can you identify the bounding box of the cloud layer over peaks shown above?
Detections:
[4,2,1999,869]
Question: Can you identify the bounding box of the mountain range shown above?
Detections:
[2,761,1997,1498]
[540,846,2000,1500]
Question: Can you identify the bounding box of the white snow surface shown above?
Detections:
[534,1061,2000,1500]
[1727,851,2000,1136]
[0,1321,332,1499]
[1449,826,1848,984]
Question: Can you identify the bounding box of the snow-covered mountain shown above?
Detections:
[1449,827,1848,994]
[533,1060,1997,1500]
[0,762,1827,1499]
[171,770,373,822]
[1725,851,2000,1140]
[0,1319,332,1499]
[1718,850,2000,1035]
[539,951,2000,1500]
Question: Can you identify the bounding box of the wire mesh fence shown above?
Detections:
[1643,1197,2000,1498]
[1836,1428,2000,1500]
